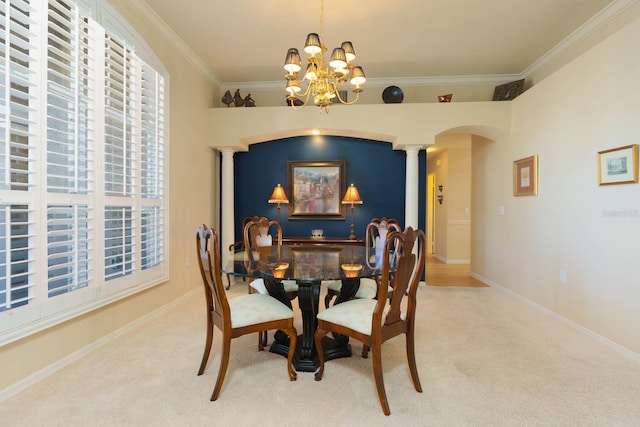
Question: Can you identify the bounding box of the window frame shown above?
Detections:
[0,0,169,346]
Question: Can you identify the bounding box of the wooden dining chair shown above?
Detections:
[324,217,401,307]
[242,216,298,300]
[314,226,426,415]
[225,215,267,289]
[196,224,297,401]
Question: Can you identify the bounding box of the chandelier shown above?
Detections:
[283,0,366,112]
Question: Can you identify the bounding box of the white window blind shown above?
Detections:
[104,205,134,280]
[104,33,135,198]
[0,0,169,344]
[47,204,91,296]
[46,0,93,194]
[0,0,37,312]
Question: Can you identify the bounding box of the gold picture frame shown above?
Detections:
[288,160,346,219]
[513,155,538,196]
[597,144,639,185]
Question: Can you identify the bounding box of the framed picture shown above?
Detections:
[513,155,538,196]
[288,160,346,219]
[597,144,639,185]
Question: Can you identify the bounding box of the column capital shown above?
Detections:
[216,146,240,155]
[397,144,426,154]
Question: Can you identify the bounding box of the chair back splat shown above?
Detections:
[314,226,426,415]
[196,224,297,401]
[241,216,298,302]
[325,217,402,308]
[224,215,268,289]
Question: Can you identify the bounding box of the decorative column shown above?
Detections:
[403,146,422,230]
[220,148,236,270]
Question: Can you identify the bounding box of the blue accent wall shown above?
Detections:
[232,135,425,242]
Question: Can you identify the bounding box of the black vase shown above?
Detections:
[382,86,404,104]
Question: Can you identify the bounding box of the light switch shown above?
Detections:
[497,205,505,216]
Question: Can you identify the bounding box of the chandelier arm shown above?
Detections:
[335,89,362,105]
[287,87,313,110]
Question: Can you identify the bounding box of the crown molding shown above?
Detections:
[522,0,638,77]
[127,0,637,92]
[124,0,221,86]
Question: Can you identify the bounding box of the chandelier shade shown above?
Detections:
[283,0,366,112]
[284,49,302,73]
[304,33,322,55]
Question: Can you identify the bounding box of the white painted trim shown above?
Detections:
[0,289,200,404]
[522,0,638,78]
[469,272,640,365]
[123,0,220,86]
[127,0,638,92]
[433,254,470,265]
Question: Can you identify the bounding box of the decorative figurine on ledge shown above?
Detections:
[233,89,244,107]
[221,89,257,107]
[221,90,233,107]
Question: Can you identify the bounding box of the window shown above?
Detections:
[0,0,168,345]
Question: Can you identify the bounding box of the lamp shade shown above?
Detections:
[268,184,289,204]
[349,66,366,87]
[284,48,302,73]
[341,183,363,204]
[303,33,322,55]
[286,79,302,95]
[329,47,347,70]
[304,63,318,81]
[341,41,356,62]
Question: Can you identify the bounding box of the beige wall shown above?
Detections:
[0,0,218,392]
[3,0,640,398]
[471,12,640,356]
[427,136,473,264]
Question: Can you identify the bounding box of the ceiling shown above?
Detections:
[140,0,619,88]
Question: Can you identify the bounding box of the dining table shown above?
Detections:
[223,242,381,372]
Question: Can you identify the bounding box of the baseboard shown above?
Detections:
[469,271,640,365]
[434,254,470,265]
[0,288,200,404]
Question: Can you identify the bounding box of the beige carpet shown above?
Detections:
[2,282,640,426]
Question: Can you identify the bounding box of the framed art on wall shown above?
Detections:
[597,144,639,185]
[513,155,538,196]
[288,160,346,219]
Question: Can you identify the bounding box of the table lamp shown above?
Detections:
[341,183,363,240]
[268,184,289,224]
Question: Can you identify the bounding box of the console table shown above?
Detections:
[281,236,364,245]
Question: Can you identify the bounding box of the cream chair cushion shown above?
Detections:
[229,294,294,328]
[249,278,298,295]
[317,298,403,336]
[326,278,391,299]
[317,298,379,335]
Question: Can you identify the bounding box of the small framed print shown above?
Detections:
[597,144,639,185]
[513,155,538,196]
